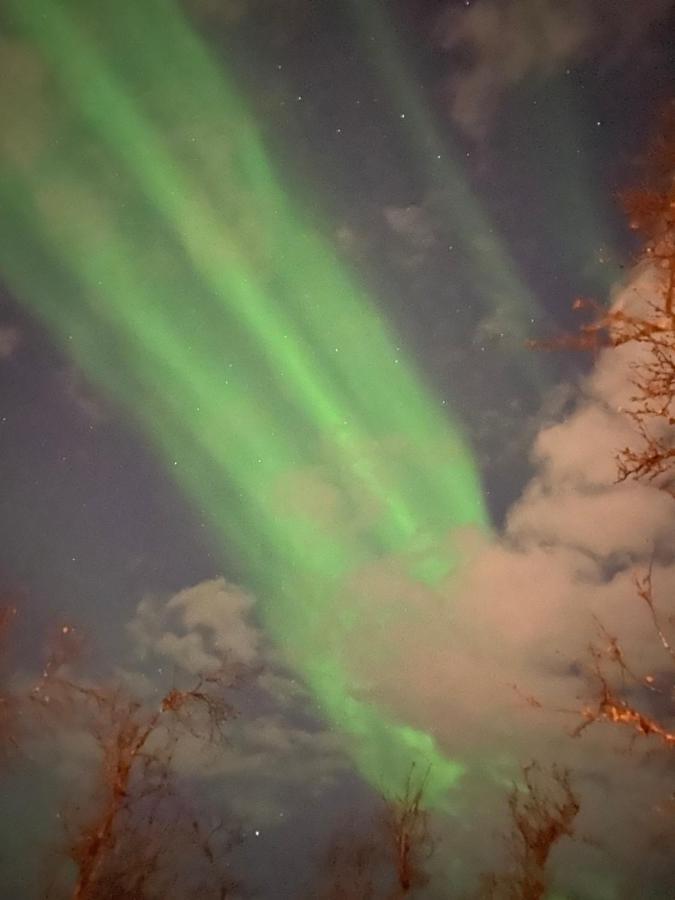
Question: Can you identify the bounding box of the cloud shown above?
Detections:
[434,0,675,139]
[123,266,675,886]
[298,264,675,886]
[359,268,671,689]
[60,367,109,422]
[129,577,260,673]
[383,205,437,250]
[171,709,348,825]
[126,578,349,825]
[0,325,20,360]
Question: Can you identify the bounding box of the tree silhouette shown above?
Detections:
[531,105,675,753]
[31,627,242,900]
[477,764,579,900]
[315,764,434,899]
[0,603,18,757]
[565,570,675,751]
[538,102,675,492]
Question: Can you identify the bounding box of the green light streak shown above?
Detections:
[348,2,542,344]
[0,0,487,802]
[348,1,620,340]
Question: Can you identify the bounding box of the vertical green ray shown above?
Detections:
[346,0,619,351]
[0,0,488,802]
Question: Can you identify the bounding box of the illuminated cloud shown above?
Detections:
[129,577,260,673]
[172,710,348,826]
[298,264,675,885]
[116,268,673,886]
[359,268,672,709]
[434,0,675,139]
[126,578,349,826]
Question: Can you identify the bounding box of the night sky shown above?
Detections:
[1,1,675,897]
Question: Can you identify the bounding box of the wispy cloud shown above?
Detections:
[0,325,20,360]
[434,0,675,140]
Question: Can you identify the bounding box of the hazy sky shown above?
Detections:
[1,1,675,897]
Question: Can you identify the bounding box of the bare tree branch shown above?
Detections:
[478,764,579,900]
[31,639,242,900]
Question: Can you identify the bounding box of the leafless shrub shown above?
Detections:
[315,764,435,899]
[31,628,243,899]
[477,764,580,900]
[0,604,18,757]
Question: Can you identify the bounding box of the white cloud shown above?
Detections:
[126,578,349,826]
[508,480,675,558]
[294,263,675,886]
[129,577,259,673]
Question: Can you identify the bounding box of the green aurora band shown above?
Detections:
[347,0,620,347]
[0,0,514,802]
[348,0,546,353]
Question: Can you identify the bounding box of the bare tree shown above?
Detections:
[502,110,675,900]
[567,571,675,750]
[534,102,675,493]
[528,106,675,753]
[383,764,434,896]
[477,764,580,900]
[0,603,17,757]
[317,831,381,900]
[315,764,435,899]
[31,627,242,900]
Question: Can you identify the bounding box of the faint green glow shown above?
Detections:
[348,2,543,350]
[347,0,618,371]
[0,0,487,801]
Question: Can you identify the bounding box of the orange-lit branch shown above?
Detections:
[572,640,675,749]
[479,763,579,900]
[32,653,238,900]
[383,764,434,894]
[533,108,675,491]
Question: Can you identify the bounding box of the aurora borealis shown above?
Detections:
[2,1,675,896]
[0,0,494,801]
